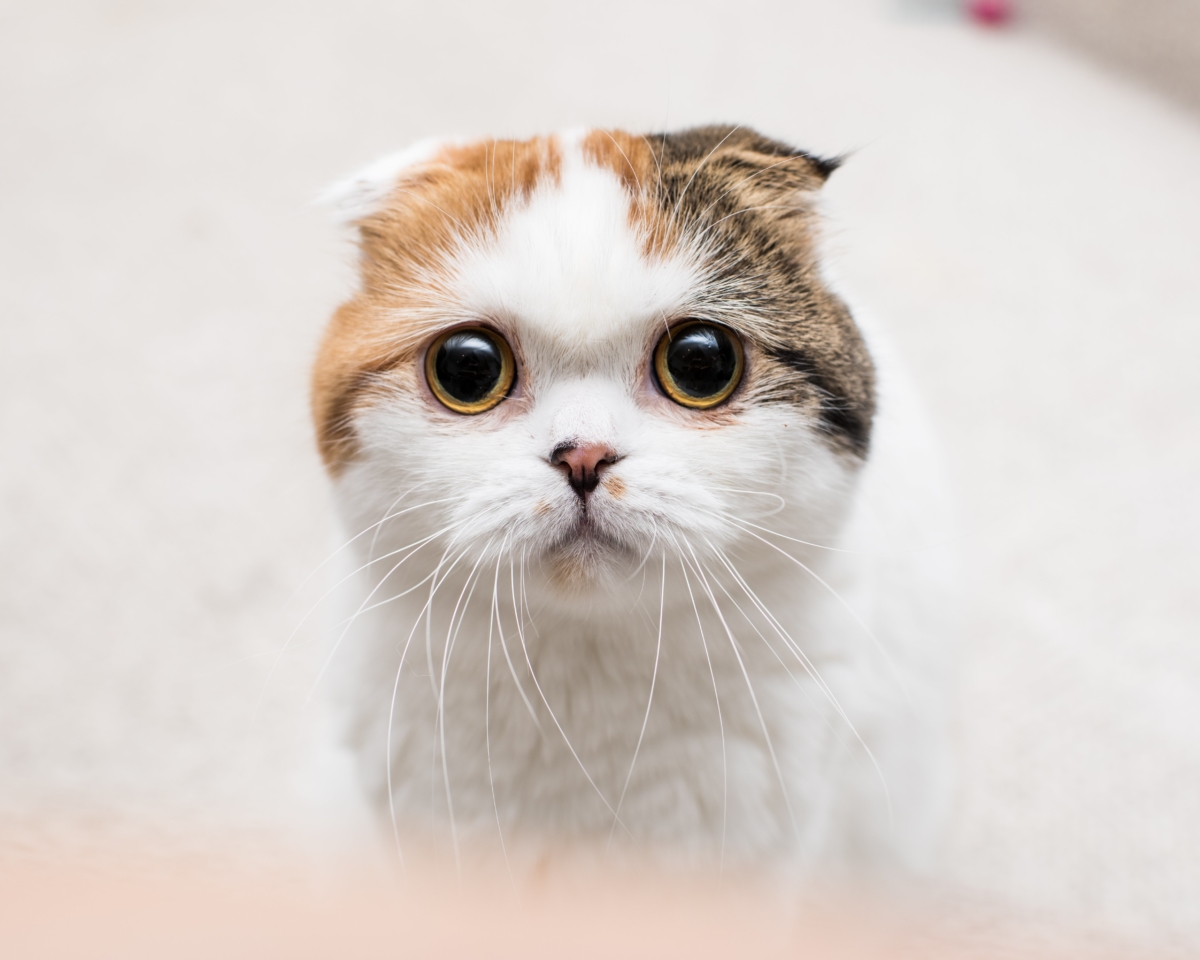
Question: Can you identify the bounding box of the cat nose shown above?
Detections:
[550,442,617,499]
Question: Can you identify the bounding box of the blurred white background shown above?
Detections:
[2,0,1198,951]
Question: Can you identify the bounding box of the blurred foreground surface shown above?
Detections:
[0,850,1165,960]
[2,0,1200,955]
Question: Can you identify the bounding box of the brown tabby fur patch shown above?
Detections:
[638,126,874,455]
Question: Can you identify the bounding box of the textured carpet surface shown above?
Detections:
[2,0,1198,948]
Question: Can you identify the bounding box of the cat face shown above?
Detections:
[315,127,875,599]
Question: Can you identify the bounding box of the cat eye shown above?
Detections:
[653,321,744,409]
[425,326,515,414]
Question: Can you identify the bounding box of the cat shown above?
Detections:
[312,126,955,871]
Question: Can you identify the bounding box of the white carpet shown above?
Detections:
[2,0,1198,947]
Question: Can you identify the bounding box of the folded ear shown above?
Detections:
[650,124,841,197]
[319,137,456,223]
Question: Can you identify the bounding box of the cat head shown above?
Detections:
[314,126,874,600]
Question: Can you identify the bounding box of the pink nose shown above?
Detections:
[550,442,617,499]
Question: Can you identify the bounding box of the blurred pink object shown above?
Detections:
[967,0,1013,25]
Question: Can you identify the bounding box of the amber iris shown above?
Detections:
[425,327,515,414]
[654,321,744,409]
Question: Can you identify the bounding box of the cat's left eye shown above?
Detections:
[425,326,515,414]
[654,321,744,409]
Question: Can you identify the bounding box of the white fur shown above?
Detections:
[325,136,955,871]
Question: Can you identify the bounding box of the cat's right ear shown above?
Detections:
[319,138,456,224]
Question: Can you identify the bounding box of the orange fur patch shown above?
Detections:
[313,136,564,471]
[579,129,677,256]
[579,130,655,195]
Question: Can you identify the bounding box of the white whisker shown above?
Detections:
[304,522,469,704]
[511,548,626,833]
[625,520,660,582]
[679,536,801,844]
[337,565,442,621]
[518,549,542,636]
[708,541,844,704]
[367,481,436,561]
[489,546,541,729]
[486,535,513,879]
[723,520,913,711]
[703,546,857,765]
[708,486,788,515]
[676,550,727,871]
[721,514,852,553]
[608,552,666,851]
[385,537,472,869]
[435,541,494,874]
[286,489,457,604]
[708,541,894,826]
[252,505,461,723]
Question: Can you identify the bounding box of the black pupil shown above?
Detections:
[434,331,504,404]
[664,325,737,398]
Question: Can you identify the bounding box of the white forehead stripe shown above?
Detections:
[449,136,700,343]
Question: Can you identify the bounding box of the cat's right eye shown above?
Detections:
[425,326,515,414]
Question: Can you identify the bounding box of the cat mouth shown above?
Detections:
[542,515,634,589]
[543,507,633,564]
[553,513,622,552]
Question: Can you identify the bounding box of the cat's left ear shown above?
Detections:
[662,125,839,183]
[716,131,842,196]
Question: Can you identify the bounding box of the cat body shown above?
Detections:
[313,127,954,870]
